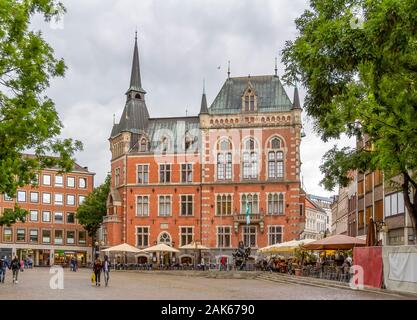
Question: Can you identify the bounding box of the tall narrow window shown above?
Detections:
[136,227,150,247]
[243,88,256,111]
[136,196,149,217]
[159,164,171,183]
[137,165,149,184]
[242,226,257,247]
[158,196,171,217]
[268,193,284,215]
[181,164,193,183]
[242,139,258,179]
[180,195,193,216]
[217,226,231,248]
[268,137,284,179]
[180,227,194,246]
[216,195,232,216]
[217,139,232,180]
[115,168,120,186]
[241,194,259,214]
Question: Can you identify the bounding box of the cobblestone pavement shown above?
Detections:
[0,268,413,300]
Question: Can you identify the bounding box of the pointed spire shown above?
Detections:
[227,61,230,79]
[127,31,146,95]
[200,79,208,114]
[293,85,301,109]
[274,57,278,77]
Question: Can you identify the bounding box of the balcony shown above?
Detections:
[103,215,120,223]
[233,213,265,233]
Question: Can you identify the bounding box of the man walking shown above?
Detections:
[10,255,20,284]
[0,256,10,283]
[103,255,111,287]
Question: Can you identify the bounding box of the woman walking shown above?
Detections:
[93,256,102,286]
[10,256,20,284]
[102,255,111,287]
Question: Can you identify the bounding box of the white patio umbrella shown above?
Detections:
[142,243,179,266]
[257,239,316,254]
[180,241,210,268]
[101,243,143,265]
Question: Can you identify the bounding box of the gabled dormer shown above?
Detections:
[242,81,257,112]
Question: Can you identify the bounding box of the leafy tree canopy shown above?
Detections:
[0,0,82,225]
[282,0,417,228]
[76,175,110,243]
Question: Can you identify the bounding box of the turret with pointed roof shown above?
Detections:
[293,86,301,110]
[199,80,208,114]
[111,34,150,138]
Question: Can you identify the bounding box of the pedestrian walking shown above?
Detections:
[10,256,20,284]
[74,258,78,272]
[93,256,102,286]
[102,255,111,287]
[0,256,10,283]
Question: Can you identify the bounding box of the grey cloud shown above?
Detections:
[29,0,352,197]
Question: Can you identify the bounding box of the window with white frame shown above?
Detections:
[268,137,284,179]
[17,190,26,202]
[268,193,284,215]
[217,139,232,180]
[180,195,193,216]
[242,139,258,179]
[158,195,171,216]
[137,165,149,184]
[30,191,39,203]
[136,226,149,247]
[158,232,171,244]
[42,211,51,222]
[268,225,283,245]
[16,228,25,242]
[180,226,194,246]
[241,194,259,214]
[78,195,86,205]
[30,210,38,222]
[385,192,405,217]
[54,212,63,223]
[181,164,193,183]
[55,175,63,187]
[217,226,231,248]
[243,87,256,111]
[242,226,257,247]
[79,177,87,189]
[67,176,75,188]
[66,194,75,206]
[29,229,38,243]
[216,194,232,216]
[54,230,63,245]
[42,230,51,243]
[159,164,171,183]
[3,228,12,242]
[42,174,51,186]
[42,192,51,204]
[67,231,75,244]
[136,196,149,216]
[54,193,63,205]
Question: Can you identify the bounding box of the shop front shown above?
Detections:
[54,250,87,267]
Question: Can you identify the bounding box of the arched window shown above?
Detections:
[158,232,171,245]
[241,193,259,214]
[268,137,284,179]
[268,193,284,215]
[140,138,148,152]
[217,139,232,180]
[243,88,256,111]
[242,138,258,179]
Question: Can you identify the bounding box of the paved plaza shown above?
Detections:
[0,268,414,300]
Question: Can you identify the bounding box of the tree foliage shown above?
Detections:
[76,175,110,243]
[0,0,82,225]
[282,0,417,229]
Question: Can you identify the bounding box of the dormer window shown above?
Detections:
[242,87,257,112]
[140,138,148,152]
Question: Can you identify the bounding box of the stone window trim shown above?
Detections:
[17,190,26,203]
[136,225,150,247]
[267,225,284,246]
[16,227,26,242]
[136,164,150,184]
[215,193,234,216]
[216,225,232,248]
[242,86,257,112]
[180,163,193,183]
[66,194,76,206]
[242,225,257,248]
[157,231,172,245]
[2,227,13,242]
[266,136,286,180]
[67,176,76,188]
[41,228,52,244]
[42,174,51,186]
[216,138,233,181]
[240,192,260,215]
[42,192,52,204]
[266,192,286,215]
[115,167,121,187]
[54,229,64,245]
[158,195,172,217]
[179,194,194,217]
[29,210,39,222]
[42,211,51,223]
[136,195,150,217]
[66,230,76,245]
[29,228,39,243]
[179,226,194,246]
[159,163,172,184]
[241,137,260,180]
[55,175,64,187]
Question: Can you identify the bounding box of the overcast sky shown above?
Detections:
[32,0,354,197]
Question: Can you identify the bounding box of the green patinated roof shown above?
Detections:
[209,75,293,114]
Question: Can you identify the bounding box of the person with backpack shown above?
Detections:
[10,256,20,284]
[93,256,102,286]
[0,256,10,283]
[102,255,111,287]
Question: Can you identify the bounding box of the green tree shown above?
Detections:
[282,0,417,232]
[0,0,82,225]
[76,175,110,253]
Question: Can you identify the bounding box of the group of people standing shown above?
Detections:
[0,256,24,284]
[92,255,111,287]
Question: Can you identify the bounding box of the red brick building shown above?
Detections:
[104,37,305,265]
[0,161,94,266]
